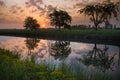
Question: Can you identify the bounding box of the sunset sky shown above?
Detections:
[0,0,120,29]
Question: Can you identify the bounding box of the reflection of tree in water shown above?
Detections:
[25,38,40,50]
[80,44,115,72]
[49,41,71,60]
[24,37,40,60]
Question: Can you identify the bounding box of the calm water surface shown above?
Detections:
[0,36,120,79]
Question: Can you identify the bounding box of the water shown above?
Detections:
[0,36,120,79]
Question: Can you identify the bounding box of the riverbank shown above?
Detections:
[0,29,120,45]
[0,48,110,80]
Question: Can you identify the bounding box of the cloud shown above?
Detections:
[0,17,10,23]
[0,14,20,24]
[35,0,43,4]
[31,9,38,13]
[0,9,21,23]
[0,16,5,23]
[46,5,56,12]
[28,0,44,9]
[10,4,24,14]
[0,1,13,24]
[44,5,56,18]
[25,2,31,8]
[25,0,46,15]
[25,0,56,17]
[0,0,5,7]
[72,15,89,25]
[74,0,120,9]
[74,3,85,8]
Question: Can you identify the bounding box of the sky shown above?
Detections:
[0,0,120,29]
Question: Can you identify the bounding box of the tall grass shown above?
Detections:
[0,48,111,80]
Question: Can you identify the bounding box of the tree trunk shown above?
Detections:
[95,27,97,30]
[58,26,61,31]
[95,23,98,30]
[55,26,57,29]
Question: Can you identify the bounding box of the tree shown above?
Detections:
[79,1,120,30]
[49,9,72,30]
[24,17,40,30]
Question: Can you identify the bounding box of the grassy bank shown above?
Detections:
[0,29,120,36]
[0,29,120,45]
[0,48,110,80]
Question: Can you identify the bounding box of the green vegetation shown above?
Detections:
[49,9,71,30]
[0,29,120,46]
[0,48,111,80]
[0,29,120,37]
[24,17,40,31]
[0,29,120,47]
[39,29,120,36]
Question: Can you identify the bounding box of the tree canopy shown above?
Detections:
[49,9,72,30]
[24,17,40,30]
[79,1,120,30]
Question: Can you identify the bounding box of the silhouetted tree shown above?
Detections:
[79,44,115,72]
[79,1,119,30]
[24,17,40,30]
[49,41,71,60]
[49,9,72,30]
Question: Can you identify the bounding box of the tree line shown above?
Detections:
[24,1,120,31]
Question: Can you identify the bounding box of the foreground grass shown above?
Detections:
[0,48,111,80]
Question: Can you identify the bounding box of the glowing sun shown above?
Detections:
[41,24,46,28]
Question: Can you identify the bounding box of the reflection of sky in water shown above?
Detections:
[0,36,120,78]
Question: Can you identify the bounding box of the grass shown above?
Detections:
[0,29,120,46]
[0,29,120,37]
[0,48,111,80]
[41,29,120,36]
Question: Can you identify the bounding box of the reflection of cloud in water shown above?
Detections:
[71,42,94,54]
[71,42,94,50]
[25,39,50,61]
[0,36,22,42]
[0,37,26,51]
